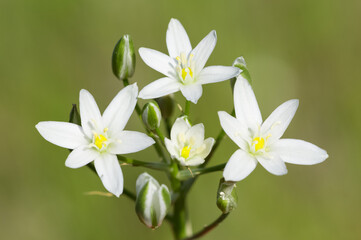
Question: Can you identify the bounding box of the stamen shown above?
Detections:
[181,146,191,159]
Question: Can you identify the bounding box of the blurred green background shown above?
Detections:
[1,0,360,239]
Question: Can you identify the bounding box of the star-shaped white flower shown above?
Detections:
[164,117,215,166]
[36,84,155,196]
[138,18,241,104]
[218,76,328,181]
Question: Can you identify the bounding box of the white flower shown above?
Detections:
[138,18,241,104]
[135,173,171,229]
[36,84,155,197]
[218,76,328,181]
[164,117,215,166]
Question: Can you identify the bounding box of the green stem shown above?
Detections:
[173,192,192,239]
[182,213,229,240]
[117,155,169,171]
[155,127,165,144]
[184,100,191,116]
[176,163,226,181]
[86,164,136,201]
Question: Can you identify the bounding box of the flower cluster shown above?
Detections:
[36,18,328,238]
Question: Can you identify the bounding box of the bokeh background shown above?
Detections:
[1,0,360,239]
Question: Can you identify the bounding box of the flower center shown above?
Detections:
[252,137,265,151]
[181,146,191,159]
[93,128,109,151]
[176,52,195,84]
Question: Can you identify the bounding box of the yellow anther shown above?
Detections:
[252,137,265,151]
[94,134,107,150]
[181,146,191,159]
[181,67,193,80]
[104,128,109,132]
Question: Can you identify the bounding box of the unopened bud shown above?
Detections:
[216,178,238,214]
[69,104,81,125]
[135,173,171,229]
[142,101,162,130]
[112,34,136,80]
[155,95,174,119]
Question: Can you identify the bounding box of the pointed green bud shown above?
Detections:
[135,173,171,229]
[155,94,174,119]
[230,56,252,91]
[142,101,162,130]
[216,178,238,214]
[112,34,136,80]
[69,104,81,125]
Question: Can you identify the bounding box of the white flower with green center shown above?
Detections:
[164,117,215,166]
[138,18,241,104]
[35,84,155,197]
[218,76,328,181]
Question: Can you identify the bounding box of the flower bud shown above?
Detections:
[216,178,238,214]
[112,34,136,80]
[155,94,174,119]
[230,56,252,91]
[135,173,171,229]
[69,104,81,125]
[142,101,162,130]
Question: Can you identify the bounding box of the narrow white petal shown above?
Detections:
[164,138,179,158]
[218,111,250,150]
[138,77,181,99]
[102,84,138,136]
[79,89,102,138]
[94,154,123,197]
[234,76,262,133]
[136,172,160,196]
[191,30,217,75]
[198,66,241,85]
[180,84,203,104]
[166,18,192,58]
[182,156,204,166]
[65,146,98,168]
[139,48,175,78]
[223,149,257,182]
[185,123,205,147]
[154,185,170,226]
[171,118,191,147]
[36,121,88,149]
[272,139,328,165]
[257,154,288,176]
[197,138,215,159]
[261,99,299,143]
[108,130,155,155]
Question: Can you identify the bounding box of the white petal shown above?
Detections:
[138,77,181,99]
[79,89,102,138]
[197,138,215,159]
[166,18,192,58]
[234,76,262,133]
[36,121,88,149]
[136,172,160,196]
[185,123,205,147]
[272,139,328,165]
[191,30,217,75]
[218,111,250,150]
[261,99,299,143]
[102,84,138,136]
[154,185,171,226]
[223,149,257,182]
[198,66,241,85]
[108,130,155,155]
[164,138,178,158]
[171,118,191,146]
[139,48,175,78]
[65,146,98,168]
[257,154,288,176]
[94,153,123,197]
[180,84,203,104]
[182,156,205,166]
